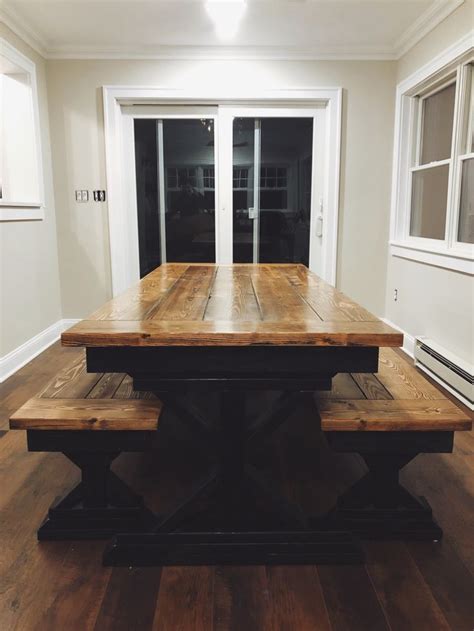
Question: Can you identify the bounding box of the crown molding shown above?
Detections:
[45,44,396,61]
[394,0,465,59]
[0,0,466,62]
[0,6,49,58]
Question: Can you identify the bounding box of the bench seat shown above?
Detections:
[317,348,471,431]
[10,398,162,431]
[9,354,162,540]
[317,348,472,540]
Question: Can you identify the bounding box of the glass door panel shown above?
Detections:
[232,117,314,265]
[134,117,216,277]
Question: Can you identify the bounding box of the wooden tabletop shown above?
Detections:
[62,264,403,348]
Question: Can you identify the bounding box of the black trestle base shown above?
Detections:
[101,389,365,566]
[103,531,364,566]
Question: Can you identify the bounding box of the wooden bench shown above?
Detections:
[316,348,472,540]
[10,354,162,540]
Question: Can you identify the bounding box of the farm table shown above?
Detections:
[62,263,403,565]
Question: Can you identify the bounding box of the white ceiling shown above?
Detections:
[0,0,466,60]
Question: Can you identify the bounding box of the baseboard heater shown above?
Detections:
[414,337,474,410]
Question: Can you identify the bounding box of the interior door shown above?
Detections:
[227,107,325,271]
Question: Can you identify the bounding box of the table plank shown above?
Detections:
[61,264,403,348]
[281,266,378,322]
[62,319,403,347]
[203,266,261,321]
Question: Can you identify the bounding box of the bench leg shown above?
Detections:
[27,430,156,541]
[325,431,453,541]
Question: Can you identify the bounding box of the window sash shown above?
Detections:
[396,56,474,260]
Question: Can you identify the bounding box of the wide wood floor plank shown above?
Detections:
[407,539,474,631]
[264,566,332,631]
[35,543,111,631]
[213,566,268,631]
[318,565,390,631]
[94,568,162,631]
[365,542,451,631]
[152,567,214,631]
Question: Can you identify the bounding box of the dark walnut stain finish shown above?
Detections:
[62,264,403,347]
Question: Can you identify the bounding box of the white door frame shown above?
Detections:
[103,86,342,296]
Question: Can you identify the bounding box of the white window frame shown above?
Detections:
[0,37,44,221]
[390,32,474,274]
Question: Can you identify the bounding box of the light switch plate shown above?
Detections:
[75,190,89,202]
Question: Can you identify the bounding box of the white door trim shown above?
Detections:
[103,86,342,295]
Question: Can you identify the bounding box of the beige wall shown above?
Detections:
[46,58,396,318]
[385,1,474,365]
[0,23,62,357]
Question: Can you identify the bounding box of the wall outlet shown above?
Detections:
[75,190,89,202]
[93,190,106,202]
[394,288,398,302]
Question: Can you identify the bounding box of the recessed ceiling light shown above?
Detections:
[205,0,247,41]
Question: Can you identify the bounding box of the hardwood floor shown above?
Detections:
[0,342,473,631]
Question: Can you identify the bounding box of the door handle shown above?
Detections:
[316,215,323,238]
[248,207,258,219]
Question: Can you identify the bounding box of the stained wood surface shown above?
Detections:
[62,264,403,348]
[317,349,471,432]
[10,399,161,431]
[1,342,474,630]
[9,357,161,431]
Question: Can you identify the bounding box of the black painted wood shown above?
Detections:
[86,346,379,376]
[325,431,453,540]
[103,531,364,566]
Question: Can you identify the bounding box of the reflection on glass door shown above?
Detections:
[232,117,314,265]
[134,118,216,277]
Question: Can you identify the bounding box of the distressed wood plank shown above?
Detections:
[62,319,403,347]
[39,354,102,399]
[9,398,162,431]
[377,348,445,400]
[351,372,393,400]
[146,265,216,321]
[318,399,471,431]
[282,265,379,322]
[204,266,261,321]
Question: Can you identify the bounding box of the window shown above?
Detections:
[260,166,287,189]
[203,167,215,189]
[392,42,473,273]
[0,38,44,220]
[233,167,248,189]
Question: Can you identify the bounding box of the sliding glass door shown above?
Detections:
[123,104,325,277]
[232,116,315,265]
[131,112,217,276]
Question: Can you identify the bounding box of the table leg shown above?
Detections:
[103,389,364,566]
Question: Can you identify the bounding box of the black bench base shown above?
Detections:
[103,531,364,566]
[326,431,453,541]
[28,430,157,540]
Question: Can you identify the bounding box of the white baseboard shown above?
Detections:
[381,318,415,358]
[0,318,80,383]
